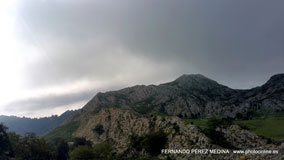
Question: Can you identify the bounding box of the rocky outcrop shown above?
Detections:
[74,108,211,152]
[67,73,284,123]
[73,108,284,160]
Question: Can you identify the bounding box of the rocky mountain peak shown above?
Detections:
[175,74,211,82]
[168,74,229,91]
[266,73,284,85]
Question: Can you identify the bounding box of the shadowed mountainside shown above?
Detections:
[0,110,77,136]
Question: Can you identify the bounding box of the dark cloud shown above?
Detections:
[8,0,284,115]
[16,0,284,89]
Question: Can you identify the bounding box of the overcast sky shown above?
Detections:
[0,0,283,117]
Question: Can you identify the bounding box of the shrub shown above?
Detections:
[130,130,168,156]
[93,124,104,135]
[130,134,144,151]
[142,130,168,156]
[149,121,155,130]
[177,113,183,118]
[203,118,236,149]
[69,145,95,160]
[220,117,233,127]
[93,142,112,159]
[73,137,92,148]
[172,123,180,133]
[238,124,249,130]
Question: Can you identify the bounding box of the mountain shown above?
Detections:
[0,110,77,136]
[66,73,284,123]
[43,74,284,159]
[4,73,283,137]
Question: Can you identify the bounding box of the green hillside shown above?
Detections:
[183,112,284,140]
[234,112,284,140]
[43,121,80,142]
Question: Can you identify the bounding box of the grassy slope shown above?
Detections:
[182,112,284,140]
[234,112,284,140]
[43,121,80,142]
[183,118,207,126]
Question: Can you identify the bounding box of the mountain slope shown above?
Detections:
[0,110,77,136]
[70,108,283,159]
[66,73,284,123]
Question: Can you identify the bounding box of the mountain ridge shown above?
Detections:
[65,73,284,124]
[0,110,78,136]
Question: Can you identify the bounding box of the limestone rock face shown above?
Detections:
[221,125,284,160]
[73,108,284,160]
[74,108,210,152]
[67,74,284,122]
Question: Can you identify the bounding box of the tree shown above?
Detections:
[7,132,21,157]
[93,142,112,159]
[142,130,168,156]
[69,145,95,160]
[0,123,12,158]
[130,130,168,157]
[16,133,53,160]
[55,138,69,160]
[73,137,92,148]
[1,125,54,160]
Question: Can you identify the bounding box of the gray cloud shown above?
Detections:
[16,0,284,88]
[8,0,284,115]
[4,89,94,113]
